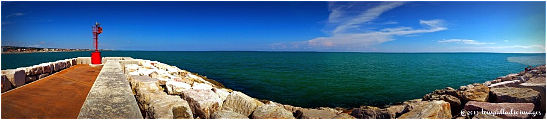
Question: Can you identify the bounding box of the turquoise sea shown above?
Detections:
[1,51,545,108]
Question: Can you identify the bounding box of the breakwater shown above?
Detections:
[118,57,546,119]
[1,56,545,119]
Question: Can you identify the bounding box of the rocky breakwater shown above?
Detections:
[1,57,92,93]
[121,58,545,119]
[344,65,546,119]
[122,59,355,119]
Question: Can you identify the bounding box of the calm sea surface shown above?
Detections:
[2,51,545,108]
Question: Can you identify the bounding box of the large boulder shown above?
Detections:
[211,110,249,119]
[129,75,162,93]
[135,89,167,111]
[76,57,91,64]
[398,100,452,119]
[251,103,295,119]
[423,87,462,115]
[490,87,540,104]
[31,65,43,75]
[182,89,223,119]
[25,75,37,83]
[213,88,231,102]
[2,75,13,92]
[221,91,264,117]
[294,105,344,119]
[457,83,489,102]
[166,81,191,95]
[464,101,535,119]
[146,95,193,119]
[350,106,390,119]
[385,104,406,118]
[2,69,26,87]
[192,82,213,90]
[519,76,546,113]
[42,63,53,74]
[124,64,139,73]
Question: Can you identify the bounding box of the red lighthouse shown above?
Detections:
[91,22,103,64]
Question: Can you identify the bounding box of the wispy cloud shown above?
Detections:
[484,45,545,49]
[438,39,495,45]
[5,12,24,18]
[272,2,447,51]
[332,2,405,33]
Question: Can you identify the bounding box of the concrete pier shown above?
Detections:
[77,60,143,119]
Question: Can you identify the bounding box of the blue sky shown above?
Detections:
[1,1,545,53]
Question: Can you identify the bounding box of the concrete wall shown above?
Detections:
[2,58,85,93]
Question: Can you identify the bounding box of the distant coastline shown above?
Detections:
[1,46,111,54]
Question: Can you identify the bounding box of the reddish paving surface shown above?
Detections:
[1,64,103,119]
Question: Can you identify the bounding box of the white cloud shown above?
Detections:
[271,2,447,51]
[6,12,24,18]
[438,39,495,45]
[307,20,446,48]
[484,45,545,49]
[332,2,405,33]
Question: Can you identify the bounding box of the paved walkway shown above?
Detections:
[78,60,143,119]
[1,64,103,119]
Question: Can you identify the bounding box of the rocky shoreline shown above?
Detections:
[122,58,546,119]
[2,57,545,119]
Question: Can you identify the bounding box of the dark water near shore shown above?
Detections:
[2,51,545,108]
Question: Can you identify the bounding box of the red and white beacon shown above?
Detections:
[91,22,103,64]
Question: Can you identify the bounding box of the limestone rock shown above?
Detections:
[251,103,295,119]
[221,91,264,117]
[500,73,519,81]
[174,77,194,85]
[490,87,540,104]
[166,81,191,95]
[139,68,157,76]
[31,65,43,75]
[332,113,356,119]
[76,57,91,64]
[124,64,139,73]
[291,105,345,119]
[38,73,49,79]
[519,76,546,113]
[146,95,193,119]
[398,100,452,119]
[385,104,406,118]
[211,110,249,119]
[213,88,231,102]
[53,62,61,71]
[182,89,223,119]
[129,75,162,93]
[350,106,390,119]
[464,101,534,119]
[2,69,26,87]
[424,87,462,115]
[135,90,166,111]
[2,75,13,92]
[488,80,522,88]
[457,83,489,102]
[25,75,37,83]
[192,82,213,90]
[42,63,53,74]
